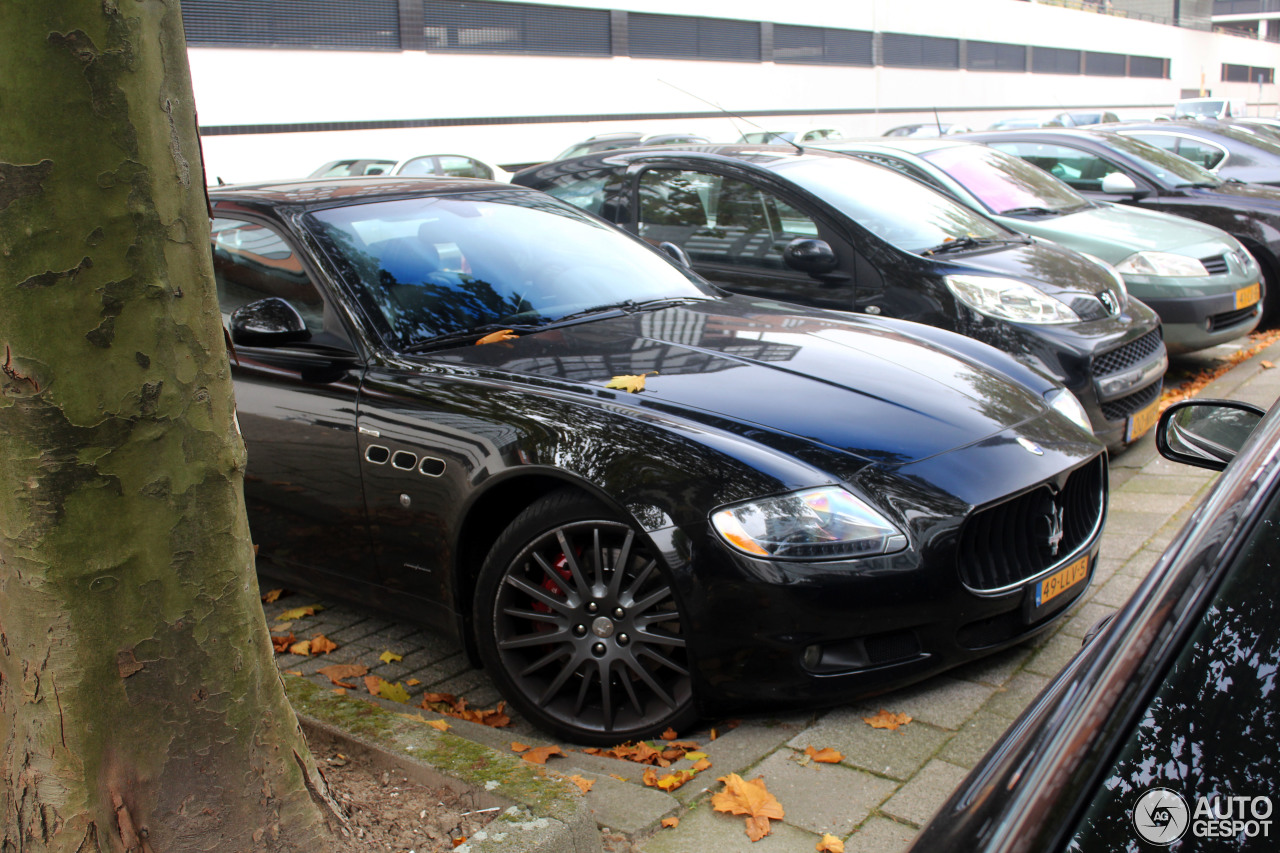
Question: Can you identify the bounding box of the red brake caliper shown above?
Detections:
[531,552,572,619]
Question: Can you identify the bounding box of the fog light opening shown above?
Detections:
[802,644,822,670]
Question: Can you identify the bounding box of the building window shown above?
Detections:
[966,41,1027,72]
[182,0,401,50]
[1223,63,1275,83]
[422,1,610,55]
[1129,55,1167,78]
[1033,46,1082,74]
[628,13,760,61]
[1085,51,1126,76]
[773,25,873,66]
[882,33,960,69]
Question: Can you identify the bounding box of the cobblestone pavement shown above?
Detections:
[265,339,1280,852]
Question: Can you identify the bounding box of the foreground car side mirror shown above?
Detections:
[1156,399,1265,471]
[783,238,838,276]
[230,297,311,347]
[1100,171,1148,199]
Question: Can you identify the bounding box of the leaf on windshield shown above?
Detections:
[475,329,518,346]
[606,371,658,393]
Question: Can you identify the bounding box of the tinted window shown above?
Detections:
[1085,135,1221,188]
[982,142,1123,193]
[919,145,1089,215]
[1175,139,1228,170]
[538,172,613,215]
[771,156,1007,253]
[1068,486,1280,851]
[211,218,325,333]
[305,191,707,348]
[637,169,819,270]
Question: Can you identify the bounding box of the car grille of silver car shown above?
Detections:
[957,456,1106,591]
[1201,254,1229,275]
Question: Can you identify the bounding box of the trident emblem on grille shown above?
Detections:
[1045,500,1065,557]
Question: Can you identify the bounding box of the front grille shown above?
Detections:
[1209,304,1259,332]
[1201,254,1229,275]
[1093,328,1163,377]
[957,456,1106,591]
[1100,379,1161,422]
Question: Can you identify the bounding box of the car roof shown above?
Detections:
[824,137,973,156]
[207,175,519,207]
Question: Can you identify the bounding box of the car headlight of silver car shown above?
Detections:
[711,486,908,560]
[1046,388,1094,434]
[944,275,1080,324]
[1114,251,1207,277]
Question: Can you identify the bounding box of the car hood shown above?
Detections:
[999,202,1241,262]
[931,239,1120,303]
[428,298,1071,467]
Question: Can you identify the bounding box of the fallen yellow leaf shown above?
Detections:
[379,650,403,664]
[521,745,564,765]
[712,773,784,841]
[660,727,679,740]
[475,329,518,345]
[817,833,845,852]
[566,774,595,794]
[261,588,284,603]
[310,634,338,655]
[426,719,451,731]
[804,746,844,764]
[316,663,368,688]
[1263,360,1275,369]
[288,639,312,656]
[605,371,657,393]
[406,678,421,686]
[661,817,680,828]
[380,681,411,704]
[511,742,531,753]
[863,709,912,731]
[692,758,712,772]
[276,605,323,621]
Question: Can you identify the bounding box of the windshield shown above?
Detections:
[1095,133,1222,188]
[306,190,709,350]
[1175,100,1225,118]
[772,156,1008,253]
[920,145,1089,215]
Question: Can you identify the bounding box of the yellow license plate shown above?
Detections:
[1126,397,1161,443]
[1237,282,1261,310]
[1036,555,1090,607]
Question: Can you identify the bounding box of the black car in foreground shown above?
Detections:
[209,177,1106,744]
[909,396,1278,851]
[966,127,1280,322]
[513,145,1166,448]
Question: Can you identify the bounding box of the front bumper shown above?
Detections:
[1124,270,1263,355]
[667,426,1107,716]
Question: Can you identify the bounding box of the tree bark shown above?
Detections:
[0,2,345,850]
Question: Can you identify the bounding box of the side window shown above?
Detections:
[210,218,325,334]
[1067,487,1280,849]
[438,156,493,180]
[540,171,614,216]
[637,169,820,270]
[988,142,1119,192]
[1125,133,1178,155]
[1174,139,1226,170]
[397,156,437,177]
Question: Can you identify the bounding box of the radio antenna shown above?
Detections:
[659,79,805,153]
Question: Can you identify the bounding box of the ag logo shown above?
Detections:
[1133,787,1190,845]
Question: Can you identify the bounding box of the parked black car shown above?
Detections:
[1102,119,1280,186]
[909,395,1277,852]
[966,127,1280,322]
[513,145,1166,448]
[209,176,1107,744]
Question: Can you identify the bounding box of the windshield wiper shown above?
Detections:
[539,296,709,328]
[922,236,1007,256]
[998,205,1063,217]
[400,323,542,353]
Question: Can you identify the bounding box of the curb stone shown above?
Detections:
[284,676,600,853]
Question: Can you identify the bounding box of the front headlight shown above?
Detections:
[711,486,907,560]
[945,275,1080,324]
[1046,388,1094,434]
[1114,251,1207,277]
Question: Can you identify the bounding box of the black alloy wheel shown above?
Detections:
[475,490,696,745]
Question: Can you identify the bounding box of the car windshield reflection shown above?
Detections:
[771,156,1009,254]
[1097,134,1223,189]
[920,146,1090,216]
[305,190,710,350]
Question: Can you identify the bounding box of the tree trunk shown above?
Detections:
[0,2,345,849]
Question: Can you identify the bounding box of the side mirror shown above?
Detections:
[658,241,692,268]
[783,238,838,276]
[1100,172,1142,195]
[1156,399,1265,471]
[230,297,311,347]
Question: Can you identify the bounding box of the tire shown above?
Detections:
[474,490,697,745]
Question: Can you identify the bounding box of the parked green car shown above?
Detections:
[823,139,1263,354]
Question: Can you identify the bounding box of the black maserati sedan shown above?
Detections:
[209,176,1106,744]
[908,397,1278,852]
[512,145,1166,448]
[965,127,1280,323]
[1102,119,1280,186]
